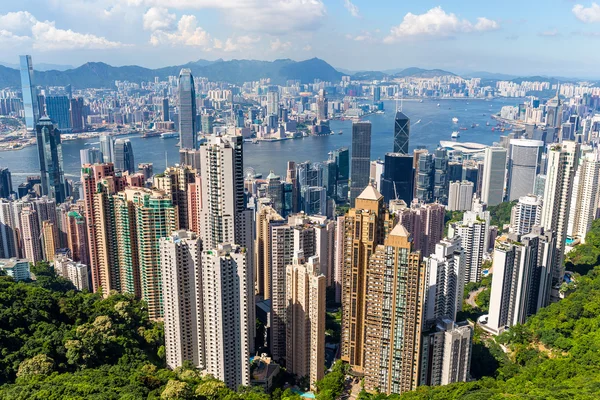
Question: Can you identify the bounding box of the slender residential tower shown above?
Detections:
[178,69,197,149]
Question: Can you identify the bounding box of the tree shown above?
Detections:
[16,354,54,378]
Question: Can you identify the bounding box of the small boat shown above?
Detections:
[419,99,423,103]
[451,131,460,138]
[338,130,343,135]
[460,127,468,131]
[452,117,459,123]
[437,103,440,107]
[471,123,477,128]
[160,132,178,139]
[486,122,490,126]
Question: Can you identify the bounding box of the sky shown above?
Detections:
[1,1,600,77]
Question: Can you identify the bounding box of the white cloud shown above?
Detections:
[303,44,312,51]
[0,10,126,50]
[122,0,326,34]
[573,3,600,23]
[150,15,212,48]
[31,20,126,50]
[539,29,559,37]
[344,0,360,18]
[0,29,31,46]
[270,38,292,52]
[384,7,499,43]
[214,35,260,52]
[143,7,176,31]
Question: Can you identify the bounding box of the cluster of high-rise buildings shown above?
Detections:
[3,54,600,397]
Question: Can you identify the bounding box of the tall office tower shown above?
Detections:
[545,90,562,128]
[267,87,280,117]
[420,319,472,387]
[568,151,600,242]
[341,185,393,371]
[424,236,466,323]
[21,207,42,263]
[41,220,57,261]
[331,147,350,202]
[81,163,126,293]
[45,95,71,131]
[449,212,488,283]
[113,139,135,174]
[316,89,328,122]
[300,186,327,216]
[323,159,338,199]
[178,68,197,149]
[99,135,114,163]
[394,111,410,154]
[481,147,507,206]
[380,153,414,205]
[448,161,463,182]
[0,199,18,258]
[255,206,284,298]
[66,211,89,266]
[236,109,245,128]
[285,252,326,388]
[116,187,178,318]
[19,55,39,133]
[69,97,85,132]
[462,162,480,196]
[286,161,299,212]
[434,147,449,204]
[154,166,196,230]
[363,223,426,394]
[506,139,543,201]
[448,181,474,211]
[416,153,435,203]
[541,141,580,283]
[350,122,372,206]
[160,231,204,370]
[79,148,103,166]
[266,171,283,215]
[201,243,251,389]
[487,229,556,334]
[510,195,542,235]
[372,86,381,103]
[0,167,12,198]
[36,117,66,203]
[179,148,202,171]
[201,114,214,135]
[162,98,170,121]
[395,201,445,258]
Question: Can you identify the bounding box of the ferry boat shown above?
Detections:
[160,132,178,139]
[451,131,460,139]
[338,130,343,135]
[437,103,440,107]
[452,117,459,123]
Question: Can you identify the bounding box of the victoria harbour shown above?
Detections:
[0,98,517,178]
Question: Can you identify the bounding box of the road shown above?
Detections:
[466,287,485,308]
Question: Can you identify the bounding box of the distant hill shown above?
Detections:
[393,67,456,78]
[0,58,343,89]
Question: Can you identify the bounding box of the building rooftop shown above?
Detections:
[390,223,409,237]
[357,184,382,201]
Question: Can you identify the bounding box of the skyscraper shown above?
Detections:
[567,151,600,243]
[99,135,114,163]
[113,139,135,174]
[331,147,349,202]
[434,147,449,204]
[45,95,71,131]
[153,166,196,230]
[363,223,426,394]
[541,141,580,283]
[36,117,66,203]
[341,185,393,371]
[507,139,543,201]
[21,206,42,263]
[178,68,197,149]
[394,111,410,154]
[510,195,543,236]
[201,243,251,389]
[160,231,204,370]
[70,97,85,132]
[380,152,414,205]
[350,122,372,206]
[0,168,13,199]
[447,181,474,211]
[481,147,507,206]
[79,148,103,166]
[449,210,489,283]
[255,206,284,298]
[395,201,445,257]
[285,252,326,389]
[19,55,39,133]
[162,97,170,122]
[416,153,434,203]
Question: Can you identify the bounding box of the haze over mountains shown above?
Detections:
[0,57,578,89]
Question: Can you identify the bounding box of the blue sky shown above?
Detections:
[1,0,600,77]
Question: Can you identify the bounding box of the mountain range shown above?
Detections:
[0,57,582,89]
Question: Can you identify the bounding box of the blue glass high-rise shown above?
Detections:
[36,117,66,203]
[19,55,39,133]
[178,69,197,149]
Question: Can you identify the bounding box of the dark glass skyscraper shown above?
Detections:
[416,153,434,203]
[36,117,66,203]
[394,111,410,154]
[0,168,12,198]
[331,147,349,201]
[45,95,71,131]
[350,121,372,206]
[70,97,85,132]
[380,153,414,205]
[178,69,197,149]
[19,55,39,133]
[433,147,449,204]
[114,139,135,174]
